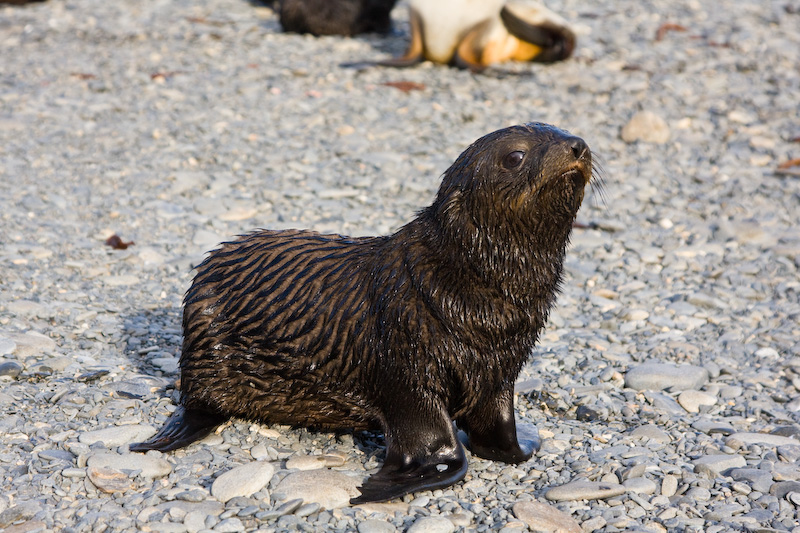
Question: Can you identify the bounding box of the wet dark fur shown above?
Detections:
[132,123,592,502]
[279,0,397,36]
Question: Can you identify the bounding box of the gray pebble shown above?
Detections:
[545,480,626,501]
[623,477,657,495]
[726,432,800,448]
[0,337,16,356]
[729,468,775,493]
[210,461,275,503]
[512,501,581,532]
[620,111,671,144]
[274,470,361,510]
[79,425,157,447]
[213,517,245,532]
[406,516,455,533]
[661,475,678,497]
[693,454,747,477]
[358,518,397,533]
[625,363,709,391]
[677,390,717,413]
[630,424,670,443]
[0,361,23,378]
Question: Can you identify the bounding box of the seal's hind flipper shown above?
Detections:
[499,4,575,62]
[351,441,467,504]
[129,406,226,452]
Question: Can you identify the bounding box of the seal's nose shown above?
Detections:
[568,137,589,161]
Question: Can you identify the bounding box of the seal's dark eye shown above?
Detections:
[502,151,525,169]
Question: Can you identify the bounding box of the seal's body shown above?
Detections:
[380,0,575,70]
[278,0,397,36]
[132,123,593,503]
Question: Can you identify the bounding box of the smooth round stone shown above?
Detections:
[661,475,678,497]
[728,469,775,493]
[624,363,709,391]
[7,300,47,317]
[8,332,56,356]
[87,452,172,479]
[630,424,671,443]
[693,454,747,476]
[545,480,626,501]
[295,502,320,517]
[79,425,156,447]
[0,337,16,356]
[620,110,671,144]
[286,454,329,471]
[406,516,455,533]
[0,361,23,379]
[101,275,140,286]
[726,433,800,448]
[214,517,245,532]
[787,492,800,506]
[623,477,657,495]
[677,390,717,413]
[777,445,800,463]
[183,510,207,533]
[719,385,743,399]
[623,309,650,321]
[512,501,581,532]
[38,449,75,462]
[275,469,361,510]
[211,461,275,503]
[685,487,711,501]
[87,466,133,493]
[358,519,397,533]
[250,443,269,460]
[770,481,800,499]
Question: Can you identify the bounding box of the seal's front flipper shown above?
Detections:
[460,389,539,463]
[351,399,468,504]
[129,406,227,452]
[351,440,467,504]
[499,4,575,63]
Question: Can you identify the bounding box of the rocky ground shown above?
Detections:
[1,0,799,532]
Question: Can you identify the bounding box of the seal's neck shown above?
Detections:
[411,203,576,305]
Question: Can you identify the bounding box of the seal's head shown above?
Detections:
[424,122,591,277]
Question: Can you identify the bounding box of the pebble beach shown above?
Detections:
[1,0,799,531]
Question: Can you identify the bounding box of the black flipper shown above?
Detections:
[499,5,575,63]
[351,401,468,504]
[129,405,227,452]
[460,388,540,463]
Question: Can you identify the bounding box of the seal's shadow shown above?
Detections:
[121,306,183,378]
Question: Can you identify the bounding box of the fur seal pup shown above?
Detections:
[278,0,397,36]
[131,122,593,503]
[378,0,575,70]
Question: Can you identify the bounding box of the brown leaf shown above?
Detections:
[777,157,800,170]
[381,81,426,93]
[70,72,97,80]
[150,71,185,81]
[105,235,134,250]
[655,23,687,41]
[185,16,230,26]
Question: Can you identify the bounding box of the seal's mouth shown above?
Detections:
[559,162,591,190]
